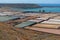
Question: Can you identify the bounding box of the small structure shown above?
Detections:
[15,21,36,28]
[42,10,45,13]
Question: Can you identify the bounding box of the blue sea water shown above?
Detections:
[39,4,60,7]
[11,4,60,12]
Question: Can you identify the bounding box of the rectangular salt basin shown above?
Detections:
[33,23,60,29]
[0,16,19,22]
[15,21,36,28]
[42,21,60,25]
[25,27,60,35]
[36,18,48,20]
[48,19,60,22]
[28,19,43,22]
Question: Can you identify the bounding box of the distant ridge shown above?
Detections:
[0,3,40,8]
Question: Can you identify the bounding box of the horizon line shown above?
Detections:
[0,3,59,4]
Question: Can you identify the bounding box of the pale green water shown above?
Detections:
[11,7,60,12]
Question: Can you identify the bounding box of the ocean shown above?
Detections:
[39,4,60,7]
[11,4,60,12]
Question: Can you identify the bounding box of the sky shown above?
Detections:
[0,0,60,4]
